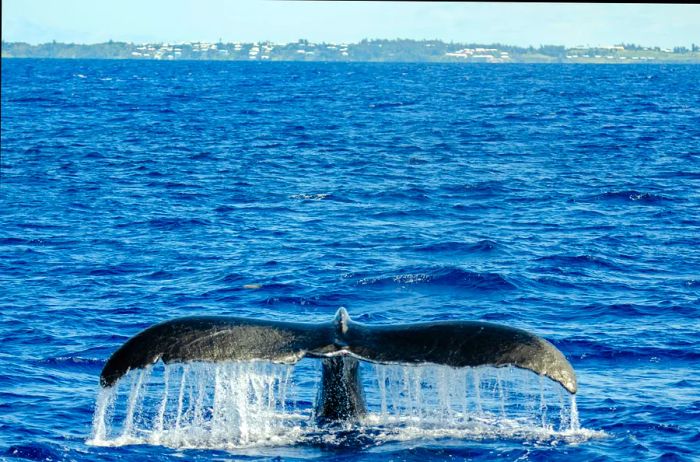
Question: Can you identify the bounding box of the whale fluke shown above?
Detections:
[99,316,336,388]
[344,319,577,394]
[101,308,577,421]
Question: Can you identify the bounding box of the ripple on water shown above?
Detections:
[413,240,500,254]
[576,191,676,205]
[352,267,517,291]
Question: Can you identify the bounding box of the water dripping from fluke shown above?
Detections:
[87,360,602,450]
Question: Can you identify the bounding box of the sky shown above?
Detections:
[2,1,700,49]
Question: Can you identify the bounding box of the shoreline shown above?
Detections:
[3,56,700,65]
[4,39,700,64]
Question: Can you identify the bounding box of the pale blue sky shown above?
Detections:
[3,1,699,48]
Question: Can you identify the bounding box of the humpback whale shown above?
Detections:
[101,308,576,423]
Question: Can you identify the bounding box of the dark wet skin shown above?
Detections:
[315,356,367,423]
[100,308,576,423]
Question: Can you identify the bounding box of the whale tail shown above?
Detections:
[100,308,576,422]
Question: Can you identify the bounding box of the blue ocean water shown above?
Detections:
[1,59,699,461]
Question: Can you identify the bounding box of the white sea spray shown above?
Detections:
[88,360,600,449]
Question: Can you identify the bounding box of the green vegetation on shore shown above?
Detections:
[3,39,700,63]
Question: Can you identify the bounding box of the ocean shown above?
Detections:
[1,59,699,461]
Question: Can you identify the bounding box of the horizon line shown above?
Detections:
[3,38,697,49]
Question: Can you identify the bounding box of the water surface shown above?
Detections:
[1,59,699,461]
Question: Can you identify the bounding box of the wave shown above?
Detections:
[558,339,700,362]
[582,303,670,317]
[440,180,512,198]
[206,279,304,298]
[370,209,428,219]
[146,181,202,190]
[359,188,431,203]
[414,239,499,253]
[147,217,211,230]
[258,291,348,307]
[529,276,581,289]
[144,270,176,280]
[0,237,30,245]
[576,190,675,204]
[37,356,104,370]
[220,273,244,283]
[535,254,622,271]
[451,203,502,212]
[5,444,62,461]
[14,222,65,230]
[88,263,142,277]
[368,100,417,110]
[289,193,333,201]
[353,267,516,291]
[9,96,53,103]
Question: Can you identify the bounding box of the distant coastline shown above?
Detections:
[3,39,700,64]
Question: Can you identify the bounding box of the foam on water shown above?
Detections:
[88,360,598,450]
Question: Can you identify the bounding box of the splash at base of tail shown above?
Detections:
[100,308,576,423]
